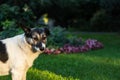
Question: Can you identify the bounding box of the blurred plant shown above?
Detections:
[0,4,36,39]
[69,37,84,46]
[47,26,69,47]
[0,4,20,21]
[47,26,85,49]
[90,10,111,31]
[0,20,22,39]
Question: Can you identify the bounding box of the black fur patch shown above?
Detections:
[0,41,8,63]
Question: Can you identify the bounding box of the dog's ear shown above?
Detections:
[17,20,31,34]
[44,28,50,36]
[18,23,31,34]
[20,25,31,34]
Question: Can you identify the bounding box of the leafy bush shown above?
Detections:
[47,26,85,48]
[90,10,111,31]
[0,20,22,39]
[45,27,104,54]
[47,26,69,47]
[0,4,20,21]
[0,4,36,28]
[68,37,84,46]
[0,4,36,39]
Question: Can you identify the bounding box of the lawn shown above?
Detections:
[0,33,120,80]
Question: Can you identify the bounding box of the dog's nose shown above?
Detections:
[40,47,45,51]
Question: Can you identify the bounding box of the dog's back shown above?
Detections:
[0,34,24,76]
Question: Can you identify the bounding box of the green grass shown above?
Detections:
[0,33,120,80]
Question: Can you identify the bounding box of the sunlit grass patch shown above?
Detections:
[28,68,79,80]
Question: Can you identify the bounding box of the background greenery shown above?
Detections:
[0,0,120,33]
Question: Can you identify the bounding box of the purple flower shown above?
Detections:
[85,39,104,50]
[44,38,104,54]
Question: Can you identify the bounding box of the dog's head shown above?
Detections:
[20,25,50,52]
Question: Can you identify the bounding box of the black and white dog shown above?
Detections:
[0,25,50,80]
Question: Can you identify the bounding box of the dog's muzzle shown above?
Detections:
[39,43,46,51]
[33,42,46,52]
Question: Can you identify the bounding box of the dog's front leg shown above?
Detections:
[22,71,27,80]
[11,69,25,80]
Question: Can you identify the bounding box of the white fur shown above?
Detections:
[0,34,43,80]
[42,43,46,48]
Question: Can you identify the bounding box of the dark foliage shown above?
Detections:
[0,0,120,34]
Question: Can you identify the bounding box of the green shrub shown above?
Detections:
[0,20,22,39]
[68,37,85,46]
[0,4,36,28]
[47,26,69,48]
[90,10,110,31]
[47,26,85,48]
[0,4,36,39]
[0,4,20,21]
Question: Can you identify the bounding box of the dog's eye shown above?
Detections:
[42,37,46,40]
[34,38,38,40]
[33,37,38,41]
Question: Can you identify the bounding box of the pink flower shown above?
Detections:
[50,48,55,53]
[59,48,64,52]
[44,48,52,55]
[54,50,61,54]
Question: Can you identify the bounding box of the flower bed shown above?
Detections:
[44,39,104,54]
